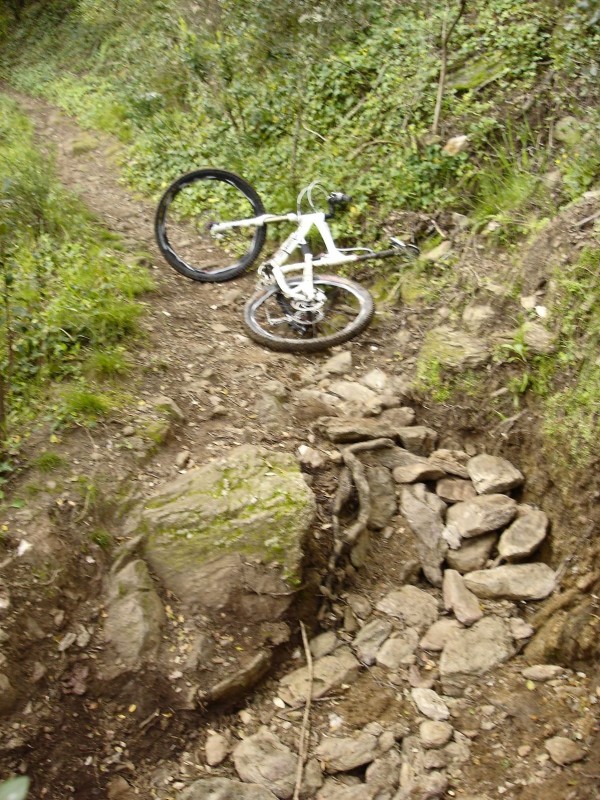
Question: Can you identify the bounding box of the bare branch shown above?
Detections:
[431,0,467,136]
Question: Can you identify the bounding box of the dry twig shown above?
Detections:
[292,622,313,800]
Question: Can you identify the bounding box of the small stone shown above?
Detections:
[322,351,353,376]
[345,594,372,620]
[544,736,585,765]
[440,616,514,696]
[522,665,564,682]
[522,321,555,355]
[423,749,448,770]
[122,425,135,437]
[419,720,453,749]
[442,569,483,626]
[517,745,532,757]
[408,665,435,689]
[279,646,360,705]
[462,303,495,331]
[419,618,462,652]
[233,727,296,798]
[365,748,401,792]
[423,241,452,262]
[376,629,419,669]
[365,466,397,530]
[320,408,415,443]
[393,458,446,484]
[152,394,185,422]
[179,778,279,800]
[396,426,438,456]
[297,445,327,470]
[343,608,359,634]
[446,495,517,539]
[352,619,392,666]
[497,509,548,560]
[446,533,497,573]
[361,368,388,392]
[429,449,470,479]
[206,732,229,766]
[315,731,380,772]
[508,618,534,640]
[376,586,439,632]
[175,449,191,469]
[443,135,469,155]
[467,455,524,495]
[436,478,477,504]
[328,380,382,415]
[310,631,339,660]
[411,688,450,721]
[0,674,17,715]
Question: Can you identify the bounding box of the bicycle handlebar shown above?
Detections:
[326,191,351,219]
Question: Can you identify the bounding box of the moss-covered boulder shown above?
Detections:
[138,445,315,622]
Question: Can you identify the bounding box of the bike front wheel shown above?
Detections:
[243,275,375,353]
[155,168,266,282]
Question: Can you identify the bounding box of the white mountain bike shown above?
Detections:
[155,168,419,352]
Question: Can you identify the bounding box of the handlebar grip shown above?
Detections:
[329,192,351,205]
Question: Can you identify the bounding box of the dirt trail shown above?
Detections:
[3,94,599,800]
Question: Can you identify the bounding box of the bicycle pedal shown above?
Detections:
[390,237,406,249]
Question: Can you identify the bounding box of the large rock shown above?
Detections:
[463,563,556,600]
[445,495,517,539]
[400,486,448,586]
[467,455,524,495]
[497,509,548,560]
[138,445,315,619]
[178,779,278,800]
[103,560,165,669]
[279,646,360,705]
[233,728,297,799]
[440,616,515,695]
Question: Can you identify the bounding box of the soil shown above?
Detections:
[0,93,599,800]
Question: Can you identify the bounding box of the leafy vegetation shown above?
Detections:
[1,0,598,243]
[0,0,598,474]
[0,95,154,468]
[540,245,600,466]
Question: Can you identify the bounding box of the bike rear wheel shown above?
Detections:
[243,275,374,352]
[155,168,266,282]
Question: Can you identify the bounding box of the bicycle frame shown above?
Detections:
[211,209,389,307]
